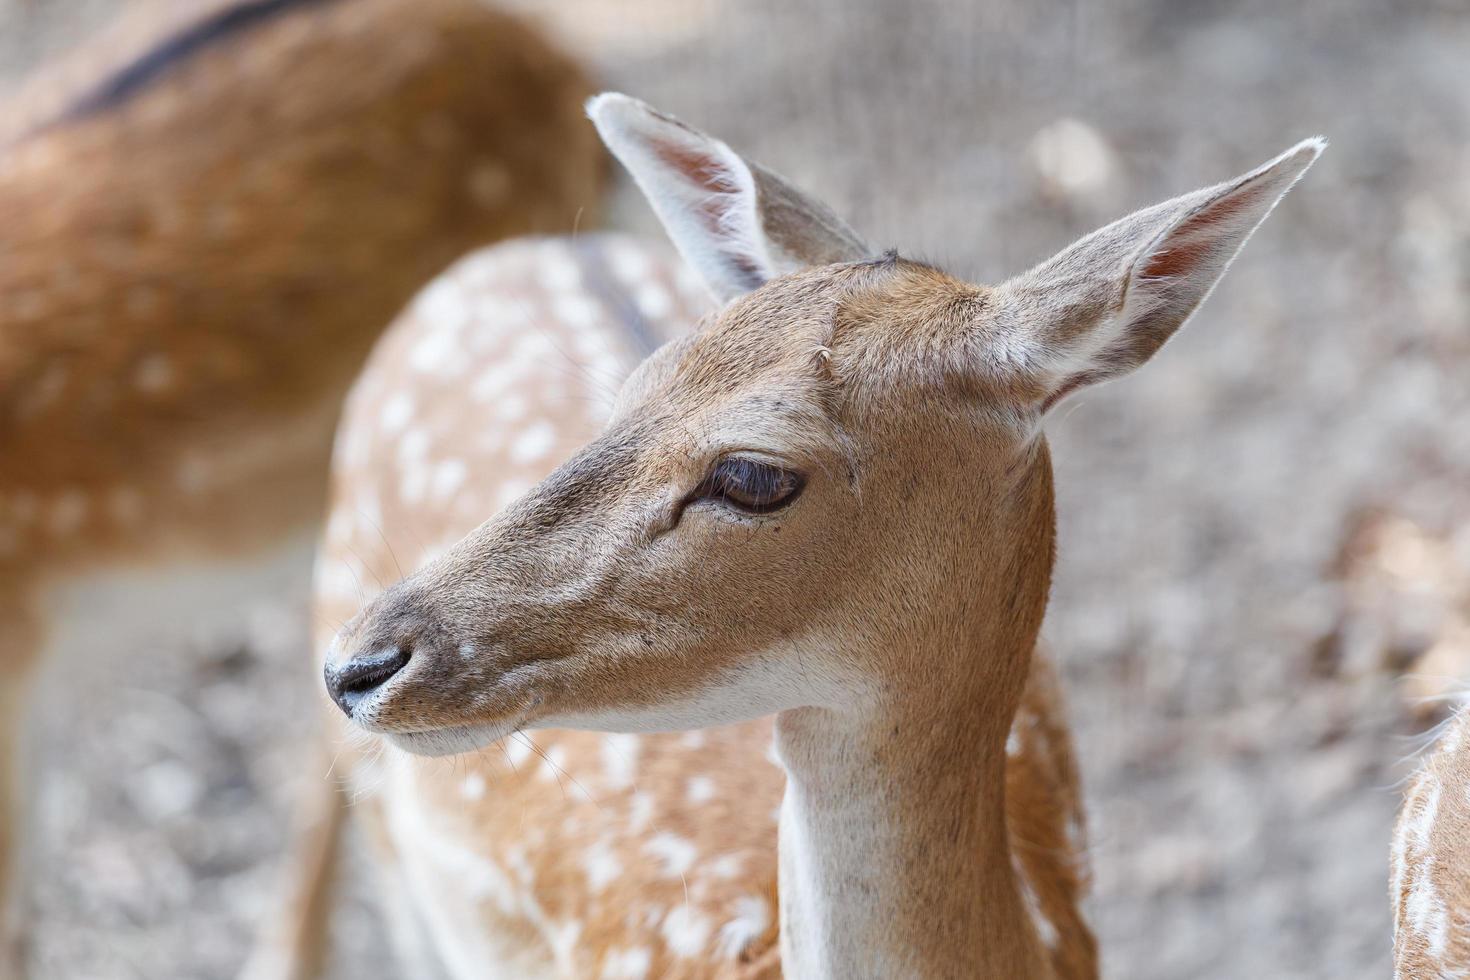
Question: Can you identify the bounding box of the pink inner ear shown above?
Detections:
[652,139,737,195]
[651,139,741,231]
[1139,181,1269,283]
[650,137,767,288]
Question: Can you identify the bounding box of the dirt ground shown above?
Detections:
[6,0,1470,977]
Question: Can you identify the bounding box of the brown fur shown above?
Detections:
[0,0,601,971]
[314,234,1093,978]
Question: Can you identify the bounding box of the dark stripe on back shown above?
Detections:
[58,0,339,124]
[572,237,664,361]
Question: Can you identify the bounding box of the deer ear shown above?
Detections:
[587,93,869,303]
[992,137,1325,411]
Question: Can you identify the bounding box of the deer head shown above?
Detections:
[325,94,1322,758]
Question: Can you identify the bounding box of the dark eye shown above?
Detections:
[695,456,805,514]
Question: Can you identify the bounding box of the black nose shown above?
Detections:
[324,646,410,717]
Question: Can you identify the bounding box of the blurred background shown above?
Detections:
[3,0,1468,977]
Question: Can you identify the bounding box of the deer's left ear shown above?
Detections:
[991,137,1325,411]
[587,93,870,303]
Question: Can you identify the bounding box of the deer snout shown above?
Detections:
[324,646,411,717]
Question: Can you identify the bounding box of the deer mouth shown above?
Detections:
[354,692,539,757]
[383,720,525,757]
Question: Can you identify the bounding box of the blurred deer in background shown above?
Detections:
[0,0,602,971]
[312,94,1320,977]
[1393,707,1470,977]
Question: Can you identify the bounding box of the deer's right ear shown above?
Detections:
[587,93,869,303]
[989,137,1324,412]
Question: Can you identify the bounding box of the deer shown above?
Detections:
[312,94,1322,978]
[1393,706,1470,977]
[0,0,602,972]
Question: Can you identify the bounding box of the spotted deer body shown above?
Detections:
[321,96,1320,977]
[1394,708,1470,977]
[0,0,600,971]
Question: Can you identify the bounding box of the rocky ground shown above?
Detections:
[5,0,1470,976]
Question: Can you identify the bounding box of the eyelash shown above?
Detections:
[691,456,805,515]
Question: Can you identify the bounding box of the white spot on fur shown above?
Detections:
[537,256,582,292]
[609,242,652,285]
[1406,777,1442,850]
[548,920,583,971]
[635,282,672,319]
[660,905,711,958]
[471,361,521,402]
[573,331,611,361]
[500,848,539,906]
[510,421,557,464]
[461,773,486,800]
[399,467,429,506]
[1017,859,1060,951]
[601,734,641,789]
[686,776,716,804]
[627,792,655,833]
[49,490,88,535]
[430,458,468,501]
[715,895,770,959]
[505,734,534,768]
[583,839,623,893]
[537,744,568,783]
[644,833,697,878]
[458,642,477,661]
[1406,855,1449,958]
[512,331,556,364]
[495,392,529,422]
[396,428,431,465]
[708,854,742,880]
[553,295,600,331]
[380,393,415,434]
[417,277,471,331]
[601,946,651,980]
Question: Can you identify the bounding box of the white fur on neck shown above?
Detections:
[772,706,1047,979]
[776,764,912,978]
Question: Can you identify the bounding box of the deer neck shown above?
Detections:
[772,445,1055,978]
[773,657,1049,979]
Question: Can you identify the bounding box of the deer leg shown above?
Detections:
[0,597,40,979]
